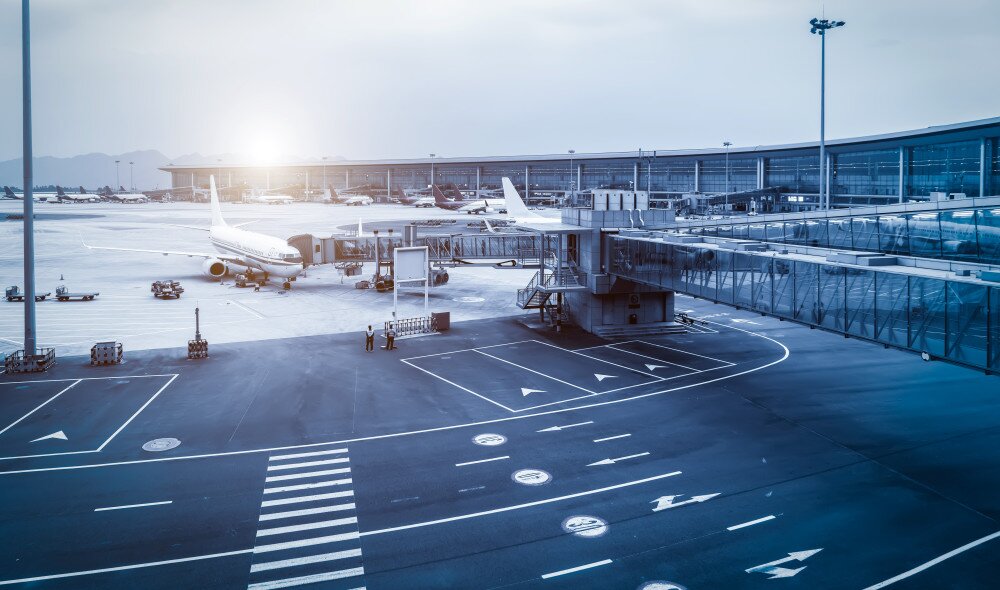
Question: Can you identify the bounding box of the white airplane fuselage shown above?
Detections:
[209,225,304,280]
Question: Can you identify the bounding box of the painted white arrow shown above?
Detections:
[745,549,823,575]
[760,566,806,579]
[537,421,594,433]
[521,388,545,396]
[31,430,67,443]
[650,493,721,512]
[644,364,669,371]
[594,374,616,382]
[587,452,649,466]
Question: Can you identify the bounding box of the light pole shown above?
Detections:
[723,141,732,211]
[115,160,120,192]
[20,0,37,356]
[568,149,575,199]
[810,17,845,210]
[429,154,435,188]
[129,161,134,191]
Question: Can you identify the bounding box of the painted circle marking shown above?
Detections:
[142,438,181,452]
[473,433,507,446]
[638,583,687,590]
[454,296,485,303]
[562,515,608,538]
[511,468,551,486]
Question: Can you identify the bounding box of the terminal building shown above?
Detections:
[162,117,1000,212]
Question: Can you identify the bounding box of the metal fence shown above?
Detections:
[610,236,999,373]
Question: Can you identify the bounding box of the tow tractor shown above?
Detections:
[151,280,184,299]
[5,285,49,302]
[55,285,99,301]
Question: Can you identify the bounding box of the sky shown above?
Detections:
[0,0,998,162]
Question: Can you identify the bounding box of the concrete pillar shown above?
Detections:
[633,162,639,191]
[757,156,765,190]
[430,162,435,186]
[476,166,481,193]
[983,139,994,197]
[345,168,350,189]
[577,164,582,193]
[305,170,309,192]
[228,171,232,188]
[826,153,832,208]
[898,146,905,203]
[525,165,530,202]
[694,160,700,192]
[387,168,392,195]
[980,137,987,198]
[190,172,195,188]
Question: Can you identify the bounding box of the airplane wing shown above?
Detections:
[82,240,243,263]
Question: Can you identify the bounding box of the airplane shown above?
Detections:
[102,186,148,203]
[392,188,435,208]
[55,186,101,203]
[85,175,305,289]
[246,193,295,205]
[4,186,56,202]
[327,187,373,206]
[432,185,503,214]
[483,177,562,231]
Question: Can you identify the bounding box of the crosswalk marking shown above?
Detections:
[248,447,367,589]
[260,490,354,508]
[269,448,348,461]
[257,517,358,538]
[265,468,351,483]
[266,458,349,472]
[250,548,363,573]
[246,567,364,589]
[259,503,356,522]
[263,478,352,494]
[253,531,361,554]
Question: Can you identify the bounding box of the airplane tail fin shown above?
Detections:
[56,186,66,197]
[483,218,497,234]
[501,177,533,218]
[432,185,450,205]
[210,176,226,227]
[79,186,86,194]
[4,186,17,198]
[357,219,364,237]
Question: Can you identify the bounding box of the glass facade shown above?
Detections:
[610,236,998,372]
[167,122,1000,207]
[682,206,1000,265]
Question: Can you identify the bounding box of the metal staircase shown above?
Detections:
[516,268,587,310]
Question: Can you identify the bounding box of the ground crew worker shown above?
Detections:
[365,325,375,352]
[385,323,396,350]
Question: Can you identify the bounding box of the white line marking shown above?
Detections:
[861,530,1000,589]
[400,359,516,413]
[459,486,485,493]
[0,380,81,435]
[473,349,598,394]
[227,298,265,319]
[250,548,363,573]
[260,490,354,507]
[593,434,631,443]
[96,374,179,452]
[541,559,612,579]
[247,569,364,590]
[727,515,776,531]
[456,456,509,467]
[265,468,351,482]
[0,321,789,476]
[599,345,698,372]
[532,339,663,378]
[0,548,252,586]
[399,339,537,361]
[537,421,593,432]
[360,471,681,537]
[588,452,649,466]
[264,478,352,494]
[632,340,735,366]
[0,373,177,386]
[253,531,361,554]
[94,500,172,512]
[269,448,348,461]
[259,503,356,522]
[266,457,349,471]
[256,516,358,537]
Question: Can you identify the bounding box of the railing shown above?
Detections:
[386,316,436,338]
[517,271,544,308]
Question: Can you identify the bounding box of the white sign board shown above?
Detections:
[394,246,429,283]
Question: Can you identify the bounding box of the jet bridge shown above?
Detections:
[287,233,545,267]
[609,230,1000,373]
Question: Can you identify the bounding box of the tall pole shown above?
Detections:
[115,160,120,191]
[811,17,844,211]
[723,141,732,211]
[129,161,134,191]
[322,156,328,190]
[21,0,37,356]
[568,149,575,201]
[820,31,826,210]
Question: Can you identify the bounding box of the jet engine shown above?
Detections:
[942,240,976,255]
[202,258,227,279]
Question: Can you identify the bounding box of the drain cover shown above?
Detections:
[142,438,181,452]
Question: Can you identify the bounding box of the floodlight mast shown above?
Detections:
[20,0,37,355]
[810,18,845,211]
